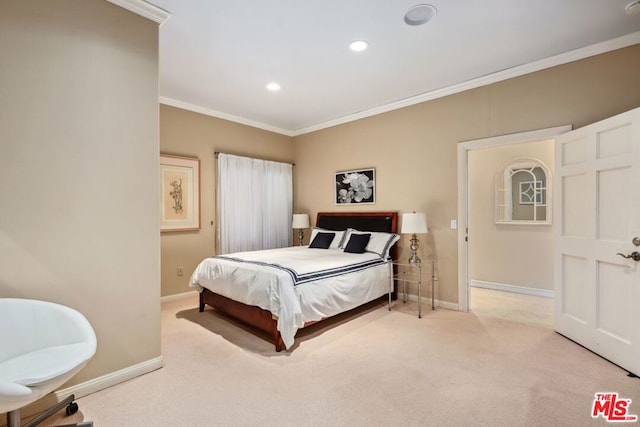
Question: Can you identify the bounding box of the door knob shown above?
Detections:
[633,237,640,247]
[617,251,640,261]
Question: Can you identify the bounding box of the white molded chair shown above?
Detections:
[0,298,97,427]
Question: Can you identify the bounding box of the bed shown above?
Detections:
[189,211,399,351]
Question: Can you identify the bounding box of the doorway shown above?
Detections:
[457,126,571,323]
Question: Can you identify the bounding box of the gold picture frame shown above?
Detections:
[160,154,200,232]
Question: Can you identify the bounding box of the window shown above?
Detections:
[495,158,551,225]
[216,153,293,253]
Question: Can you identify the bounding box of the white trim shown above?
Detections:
[20,356,163,420]
[470,280,554,299]
[161,290,198,303]
[106,0,170,25]
[160,97,295,137]
[291,32,640,136]
[459,125,573,150]
[457,125,572,312]
[457,142,469,313]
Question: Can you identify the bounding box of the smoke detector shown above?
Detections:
[404,4,437,26]
[626,0,640,16]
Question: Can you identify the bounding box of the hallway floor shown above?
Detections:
[470,287,554,329]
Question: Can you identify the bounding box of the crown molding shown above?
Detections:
[106,0,170,25]
[291,31,640,136]
[158,32,640,137]
[159,97,295,137]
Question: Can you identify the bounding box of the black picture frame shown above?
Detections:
[335,168,376,205]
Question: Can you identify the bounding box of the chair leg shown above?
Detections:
[7,409,21,427]
[52,423,93,427]
[23,394,92,427]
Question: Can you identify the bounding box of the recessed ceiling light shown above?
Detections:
[349,40,368,52]
[266,82,281,92]
[404,4,437,26]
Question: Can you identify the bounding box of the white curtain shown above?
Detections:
[217,153,292,254]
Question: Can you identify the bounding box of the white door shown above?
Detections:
[554,107,640,376]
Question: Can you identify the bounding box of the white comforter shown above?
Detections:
[189,246,392,349]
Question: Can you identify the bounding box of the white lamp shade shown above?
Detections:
[401,212,428,234]
[292,213,310,229]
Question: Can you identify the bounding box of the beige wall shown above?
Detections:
[158,46,640,305]
[469,140,554,290]
[159,105,293,296]
[293,45,640,305]
[0,0,160,386]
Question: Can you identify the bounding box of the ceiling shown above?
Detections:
[146,0,640,136]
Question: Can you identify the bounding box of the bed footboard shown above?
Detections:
[199,289,285,351]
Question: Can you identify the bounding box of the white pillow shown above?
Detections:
[343,228,400,259]
[309,227,347,249]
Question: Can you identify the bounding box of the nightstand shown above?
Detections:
[390,260,435,318]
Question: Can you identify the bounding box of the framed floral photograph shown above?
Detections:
[160,154,200,232]
[335,168,375,205]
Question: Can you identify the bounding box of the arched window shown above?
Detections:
[495,158,551,224]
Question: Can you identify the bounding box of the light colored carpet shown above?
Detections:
[39,295,638,427]
[469,287,554,329]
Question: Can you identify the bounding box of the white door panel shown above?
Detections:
[555,107,640,376]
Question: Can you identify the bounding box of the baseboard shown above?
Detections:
[161,290,198,303]
[398,292,458,311]
[438,299,459,311]
[14,356,163,423]
[470,280,554,298]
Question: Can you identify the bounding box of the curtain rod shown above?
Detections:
[214,151,295,166]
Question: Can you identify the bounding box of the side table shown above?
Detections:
[390,260,435,318]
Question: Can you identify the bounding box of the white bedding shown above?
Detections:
[189,246,392,349]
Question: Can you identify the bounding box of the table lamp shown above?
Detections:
[292,213,310,246]
[400,212,428,264]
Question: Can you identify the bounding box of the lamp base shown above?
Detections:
[297,229,304,246]
[408,233,421,264]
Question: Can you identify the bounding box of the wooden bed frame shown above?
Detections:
[198,211,399,351]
